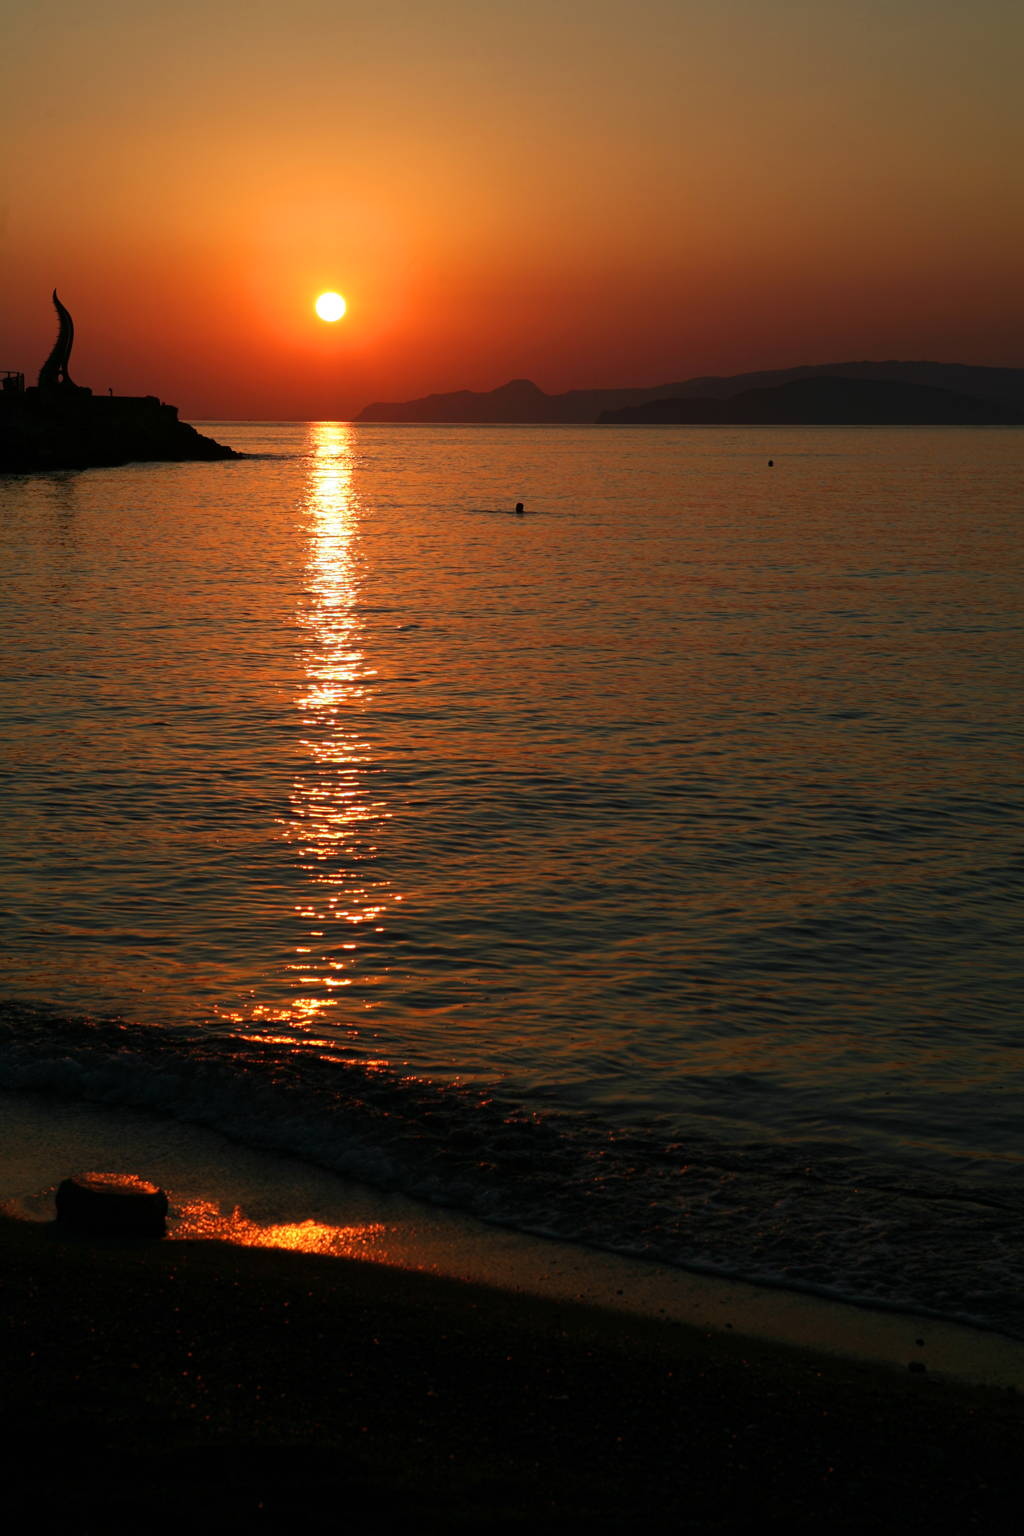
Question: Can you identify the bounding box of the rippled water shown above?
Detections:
[2,424,1021,1331]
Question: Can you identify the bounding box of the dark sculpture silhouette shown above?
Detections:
[1,287,240,471]
[37,290,82,391]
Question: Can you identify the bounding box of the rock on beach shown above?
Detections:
[55,1172,169,1238]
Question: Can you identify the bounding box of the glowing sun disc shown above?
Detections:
[316,292,346,322]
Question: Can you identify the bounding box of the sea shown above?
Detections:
[1,422,1021,1337]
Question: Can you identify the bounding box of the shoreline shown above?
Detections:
[3,1087,1022,1392]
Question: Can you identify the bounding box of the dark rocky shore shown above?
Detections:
[0,390,239,473]
[2,290,239,473]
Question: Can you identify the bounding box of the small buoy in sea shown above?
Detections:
[55,1172,169,1238]
[515,502,524,514]
[768,460,773,467]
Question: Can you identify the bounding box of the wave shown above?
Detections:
[1,1002,1021,1339]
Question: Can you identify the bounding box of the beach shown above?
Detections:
[3,1210,1021,1531]
[5,1095,1020,1530]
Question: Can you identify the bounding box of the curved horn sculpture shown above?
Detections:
[37,290,79,390]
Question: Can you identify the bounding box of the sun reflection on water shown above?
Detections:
[169,1197,387,1258]
[280,423,394,1035]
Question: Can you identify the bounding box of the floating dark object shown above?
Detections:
[768,459,773,467]
[55,1172,169,1238]
[515,502,524,514]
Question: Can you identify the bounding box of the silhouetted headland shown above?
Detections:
[1,291,240,473]
[597,375,1023,426]
[354,361,1024,424]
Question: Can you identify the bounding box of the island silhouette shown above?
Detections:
[1,291,239,473]
[597,375,1022,426]
[355,362,1024,425]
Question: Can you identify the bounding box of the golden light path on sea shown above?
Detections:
[169,1196,386,1257]
[286,424,390,1029]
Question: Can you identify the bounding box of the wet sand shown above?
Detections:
[3,1212,1021,1531]
[3,1090,1022,1527]
[4,1088,1023,1392]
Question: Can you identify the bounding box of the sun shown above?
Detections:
[315,292,346,322]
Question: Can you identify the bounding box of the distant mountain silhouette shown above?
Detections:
[356,378,609,423]
[597,376,1022,427]
[354,361,1024,424]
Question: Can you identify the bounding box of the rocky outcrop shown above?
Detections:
[55,1173,169,1238]
[2,291,239,472]
[1,390,239,473]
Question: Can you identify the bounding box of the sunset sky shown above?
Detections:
[2,1,1021,419]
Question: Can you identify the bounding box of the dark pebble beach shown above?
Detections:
[2,1214,1020,1531]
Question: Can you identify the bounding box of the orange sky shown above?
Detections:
[2,1,1022,418]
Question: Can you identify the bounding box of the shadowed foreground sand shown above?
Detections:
[2,1215,1020,1531]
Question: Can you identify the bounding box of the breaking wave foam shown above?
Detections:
[2,1004,1022,1339]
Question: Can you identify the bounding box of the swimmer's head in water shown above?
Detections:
[515,502,524,513]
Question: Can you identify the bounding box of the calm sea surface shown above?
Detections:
[1,424,1021,1331]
